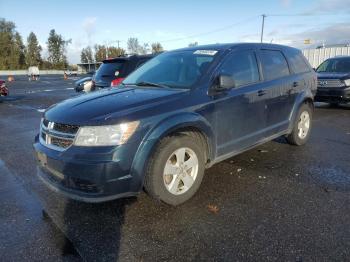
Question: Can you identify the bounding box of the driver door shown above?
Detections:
[212,49,268,157]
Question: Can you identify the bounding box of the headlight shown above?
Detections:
[74,121,139,146]
[344,79,350,86]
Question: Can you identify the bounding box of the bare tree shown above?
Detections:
[127,37,140,54]
[188,42,198,47]
[151,42,163,53]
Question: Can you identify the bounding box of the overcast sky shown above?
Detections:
[1,0,349,64]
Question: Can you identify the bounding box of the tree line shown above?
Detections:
[0,18,71,70]
[1,17,197,69]
[80,38,164,64]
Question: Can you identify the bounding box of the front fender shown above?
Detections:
[129,112,216,191]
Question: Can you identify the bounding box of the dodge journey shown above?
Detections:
[34,43,317,205]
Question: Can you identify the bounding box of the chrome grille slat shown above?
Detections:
[317,79,344,88]
[40,119,79,151]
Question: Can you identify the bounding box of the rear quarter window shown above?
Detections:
[287,49,311,74]
[260,50,290,81]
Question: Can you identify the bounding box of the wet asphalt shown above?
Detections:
[0,76,349,261]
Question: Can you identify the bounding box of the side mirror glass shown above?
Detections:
[214,74,235,92]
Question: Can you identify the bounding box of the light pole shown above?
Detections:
[260,14,266,43]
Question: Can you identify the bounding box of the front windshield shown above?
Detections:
[316,58,350,73]
[123,50,218,89]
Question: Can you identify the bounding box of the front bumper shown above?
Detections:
[33,135,141,202]
[315,87,350,103]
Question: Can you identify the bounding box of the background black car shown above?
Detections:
[315,56,350,105]
[92,54,155,90]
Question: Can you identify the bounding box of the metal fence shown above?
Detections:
[302,47,350,68]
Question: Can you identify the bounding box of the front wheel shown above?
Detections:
[144,134,205,206]
[286,103,313,146]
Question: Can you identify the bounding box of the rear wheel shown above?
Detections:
[286,103,313,146]
[144,134,205,206]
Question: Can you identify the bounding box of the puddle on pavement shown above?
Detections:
[309,165,350,192]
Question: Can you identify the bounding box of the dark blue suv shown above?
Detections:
[34,43,316,205]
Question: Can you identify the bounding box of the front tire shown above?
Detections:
[144,134,205,206]
[286,103,313,146]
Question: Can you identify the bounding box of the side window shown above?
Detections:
[220,50,260,87]
[287,49,311,74]
[260,50,290,81]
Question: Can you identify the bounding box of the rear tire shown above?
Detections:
[286,103,313,146]
[144,133,205,206]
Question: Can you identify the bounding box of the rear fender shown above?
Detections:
[288,89,314,132]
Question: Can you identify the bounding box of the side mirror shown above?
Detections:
[213,74,235,93]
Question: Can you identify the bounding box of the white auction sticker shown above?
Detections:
[194,50,218,56]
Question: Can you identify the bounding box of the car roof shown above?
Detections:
[102,54,155,63]
[172,43,299,52]
[326,56,350,60]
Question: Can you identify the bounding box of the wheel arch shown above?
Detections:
[130,113,216,191]
[288,90,314,132]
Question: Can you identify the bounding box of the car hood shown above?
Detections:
[45,86,188,125]
[317,72,350,80]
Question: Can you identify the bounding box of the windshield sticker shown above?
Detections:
[194,50,218,56]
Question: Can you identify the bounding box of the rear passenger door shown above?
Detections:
[213,49,267,156]
[257,49,295,135]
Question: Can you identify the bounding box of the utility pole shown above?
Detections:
[260,14,266,43]
[116,40,120,49]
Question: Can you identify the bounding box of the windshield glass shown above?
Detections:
[123,50,218,89]
[316,58,350,73]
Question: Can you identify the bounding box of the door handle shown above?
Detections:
[293,81,299,87]
[258,90,267,96]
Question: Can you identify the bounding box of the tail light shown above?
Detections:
[111,78,125,87]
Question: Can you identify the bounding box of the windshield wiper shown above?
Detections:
[135,81,168,88]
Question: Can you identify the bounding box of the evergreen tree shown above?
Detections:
[14,32,25,69]
[47,29,70,69]
[0,18,17,69]
[25,32,42,67]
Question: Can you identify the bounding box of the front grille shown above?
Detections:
[51,136,73,148]
[317,79,344,88]
[40,119,79,151]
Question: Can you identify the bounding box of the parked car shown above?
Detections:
[0,79,9,96]
[65,70,78,76]
[34,43,316,206]
[28,66,40,81]
[315,56,350,105]
[91,54,155,91]
[74,76,92,92]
